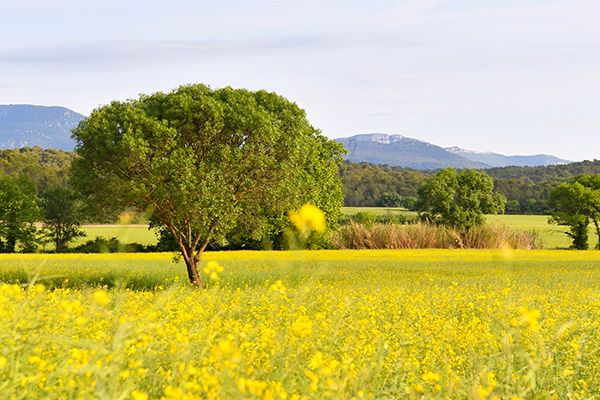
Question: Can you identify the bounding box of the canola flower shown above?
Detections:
[203,261,224,282]
[0,250,600,398]
[288,204,326,234]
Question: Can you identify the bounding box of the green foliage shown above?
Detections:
[340,162,429,207]
[505,199,521,214]
[0,174,40,252]
[0,147,75,193]
[340,160,600,213]
[40,187,85,252]
[375,192,405,208]
[417,168,506,231]
[71,84,344,283]
[72,237,149,253]
[549,175,600,249]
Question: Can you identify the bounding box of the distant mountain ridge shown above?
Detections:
[445,146,570,168]
[0,104,85,151]
[336,133,570,170]
[0,107,574,169]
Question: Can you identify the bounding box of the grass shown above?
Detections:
[342,206,409,216]
[76,224,158,246]
[1,250,600,398]
[51,210,593,251]
[343,207,597,249]
[485,214,572,249]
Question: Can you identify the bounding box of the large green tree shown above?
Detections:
[0,174,39,253]
[72,84,344,286]
[417,168,506,231]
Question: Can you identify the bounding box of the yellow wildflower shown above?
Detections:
[289,204,326,234]
[203,261,224,281]
[291,316,313,338]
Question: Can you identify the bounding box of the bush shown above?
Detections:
[331,222,540,250]
[339,213,415,226]
[70,237,149,253]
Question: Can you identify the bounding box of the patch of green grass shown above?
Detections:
[484,214,576,249]
[63,211,597,251]
[342,206,409,216]
[77,224,158,246]
[1,249,599,290]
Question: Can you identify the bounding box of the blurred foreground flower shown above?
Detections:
[289,204,326,234]
[203,261,224,281]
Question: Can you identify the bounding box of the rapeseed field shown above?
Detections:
[1,250,600,399]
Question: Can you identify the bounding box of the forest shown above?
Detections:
[2,146,600,216]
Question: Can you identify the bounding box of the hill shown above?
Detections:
[0,104,85,150]
[336,134,488,169]
[446,146,570,168]
[336,133,570,169]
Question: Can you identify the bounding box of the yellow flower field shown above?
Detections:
[1,250,600,399]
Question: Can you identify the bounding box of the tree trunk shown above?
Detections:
[593,219,600,250]
[181,246,204,287]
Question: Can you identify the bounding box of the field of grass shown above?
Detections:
[76,225,158,247]
[485,214,575,249]
[2,250,600,398]
[75,211,586,250]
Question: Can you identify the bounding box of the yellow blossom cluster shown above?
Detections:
[0,249,600,398]
[288,204,326,234]
[203,261,224,282]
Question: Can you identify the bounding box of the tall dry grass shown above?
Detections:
[331,222,540,249]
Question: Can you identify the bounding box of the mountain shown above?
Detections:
[336,134,490,170]
[0,104,85,150]
[336,133,570,170]
[445,146,571,168]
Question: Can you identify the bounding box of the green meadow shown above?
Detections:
[70,210,584,250]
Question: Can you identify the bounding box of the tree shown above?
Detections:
[575,174,600,249]
[417,168,505,231]
[72,84,344,286]
[548,182,595,249]
[0,174,39,252]
[505,199,521,214]
[376,192,405,208]
[549,175,600,249]
[40,187,85,252]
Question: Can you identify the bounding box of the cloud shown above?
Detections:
[0,29,437,72]
[0,34,357,70]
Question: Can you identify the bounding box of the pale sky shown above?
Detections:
[1,0,598,160]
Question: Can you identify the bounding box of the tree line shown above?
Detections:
[4,148,600,216]
[2,112,600,259]
[341,160,600,213]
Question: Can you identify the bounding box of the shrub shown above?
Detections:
[70,237,149,253]
[331,222,539,250]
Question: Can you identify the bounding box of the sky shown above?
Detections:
[0,0,598,161]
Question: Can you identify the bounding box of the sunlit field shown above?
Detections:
[73,212,582,250]
[2,250,600,399]
[77,225,157,247]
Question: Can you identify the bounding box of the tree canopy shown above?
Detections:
[72,84,344,285]
[417,168,506,231]
[549,174,600,249]
[40,187,85,252]
[0,174,39,253]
